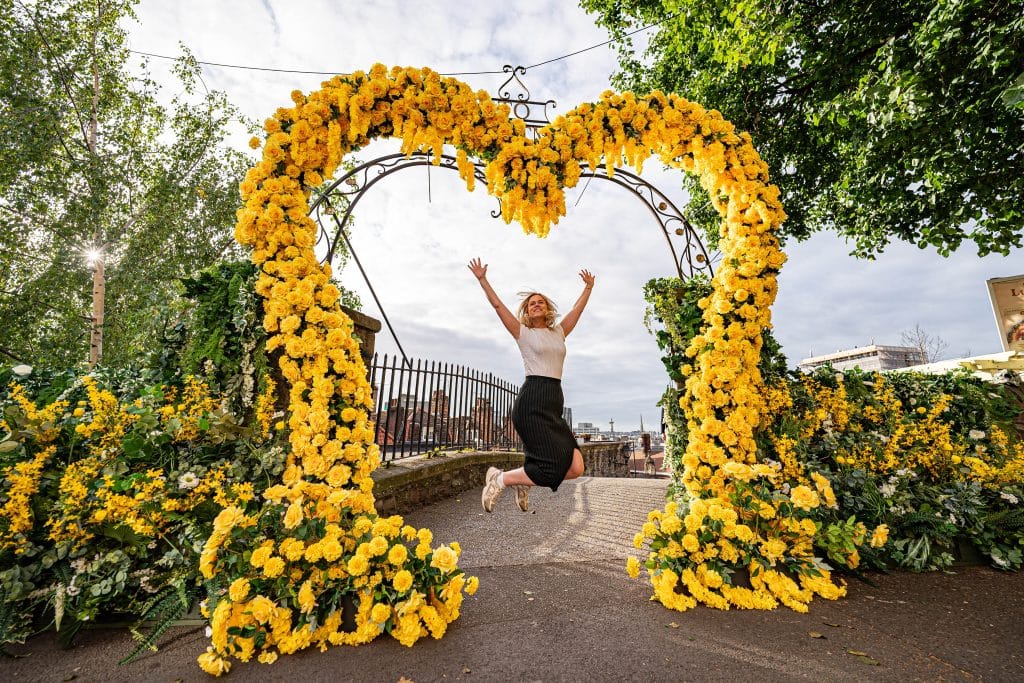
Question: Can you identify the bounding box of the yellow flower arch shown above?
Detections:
[202,63,845,674]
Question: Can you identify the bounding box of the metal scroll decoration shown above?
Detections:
[308,65,718,280]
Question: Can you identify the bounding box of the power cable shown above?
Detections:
[127,13,675,78]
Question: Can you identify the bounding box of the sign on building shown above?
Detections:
[987,274,1024,352]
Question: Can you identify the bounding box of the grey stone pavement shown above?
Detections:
[5,476,1024,682]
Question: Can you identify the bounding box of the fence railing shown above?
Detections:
[367,353,522,462]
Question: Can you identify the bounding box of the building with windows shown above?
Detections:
[562,407,573,428]
[798,344,928,373]
[576,421,600,436]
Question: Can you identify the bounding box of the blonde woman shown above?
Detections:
[468,257,595,512]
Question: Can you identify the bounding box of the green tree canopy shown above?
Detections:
[0,0,252,368]
[582,0,1024,257]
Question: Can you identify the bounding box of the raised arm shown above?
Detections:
[468,258,521,338]
[559,269,595,337]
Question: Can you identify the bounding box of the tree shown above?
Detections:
[0,0,252,368]
[900,323,949,363]
[581,0,1024,258]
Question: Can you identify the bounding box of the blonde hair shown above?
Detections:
[516,291,558,328]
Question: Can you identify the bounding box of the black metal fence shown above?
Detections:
[368,353,522,462]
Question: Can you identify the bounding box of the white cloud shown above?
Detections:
[126,1,1024,431]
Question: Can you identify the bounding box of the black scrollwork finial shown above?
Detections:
[497,65,529,102]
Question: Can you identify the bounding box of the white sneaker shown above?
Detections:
[481,467,505,513]
[513,485,529,512]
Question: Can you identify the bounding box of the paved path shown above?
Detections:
[5,476,1024,682]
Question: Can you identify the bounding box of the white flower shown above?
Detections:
[1000,492,1019,505]
[968,429,986,441]
[177,472,200,490]
[11,364,32,377]
[66,584,81,597]
[879,483,896,499]
[205,626,213,637]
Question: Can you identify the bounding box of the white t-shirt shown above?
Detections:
[516,324,566,379]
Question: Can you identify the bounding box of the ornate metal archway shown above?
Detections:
[308,65,719,281]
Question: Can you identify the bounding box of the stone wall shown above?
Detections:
[372,441,631,516]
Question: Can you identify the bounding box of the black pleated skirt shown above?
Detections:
[513,375,577,491]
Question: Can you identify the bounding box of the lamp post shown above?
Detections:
[86,247,104,368]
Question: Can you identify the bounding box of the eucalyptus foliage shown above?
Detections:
[582,0,1024,257]
[0,0,253,368]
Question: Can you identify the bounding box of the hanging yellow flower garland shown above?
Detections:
[209,63,844,675]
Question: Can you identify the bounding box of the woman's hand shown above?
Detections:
[468,257,488,280]
[579,269,595,290]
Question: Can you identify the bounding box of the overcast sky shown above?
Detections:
[126,0,1023,432]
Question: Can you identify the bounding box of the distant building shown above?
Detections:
[562,407,573,428]
[799,344,928,373]
[576,421,600,436]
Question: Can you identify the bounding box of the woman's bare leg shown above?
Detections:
[484,449,585,512]
[500,448,585,486]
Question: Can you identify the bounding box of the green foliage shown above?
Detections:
[120,580,196,665]
[0,265,292,649]
[818,516,865,569]
[791,369,1024,571]
[176,260,267,420]
[0,0,254,368]
[643,276,710,494]
[583,0,1024,257]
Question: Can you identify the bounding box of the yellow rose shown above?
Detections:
[387,543,408,565]
[347,554,369,576]
[263,556,285,578]
[249,595,276,623]
[283,500,304,529]
[870,524,889,548]
[789,485,820,511]
[465,576,480,595]
[393,569,413,593]
[250,546,273,569]
[625,556,641,579]
[430,545,458,574]
[198,648,232,676]
[297,580,316,613]
[368,536,389,557]
[681,534,700,553]
[228,578,250,602]
[371,602,392,623]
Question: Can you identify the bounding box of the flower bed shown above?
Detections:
[638,275,1024,610]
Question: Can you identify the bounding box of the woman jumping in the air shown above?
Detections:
[467,257,595,512]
